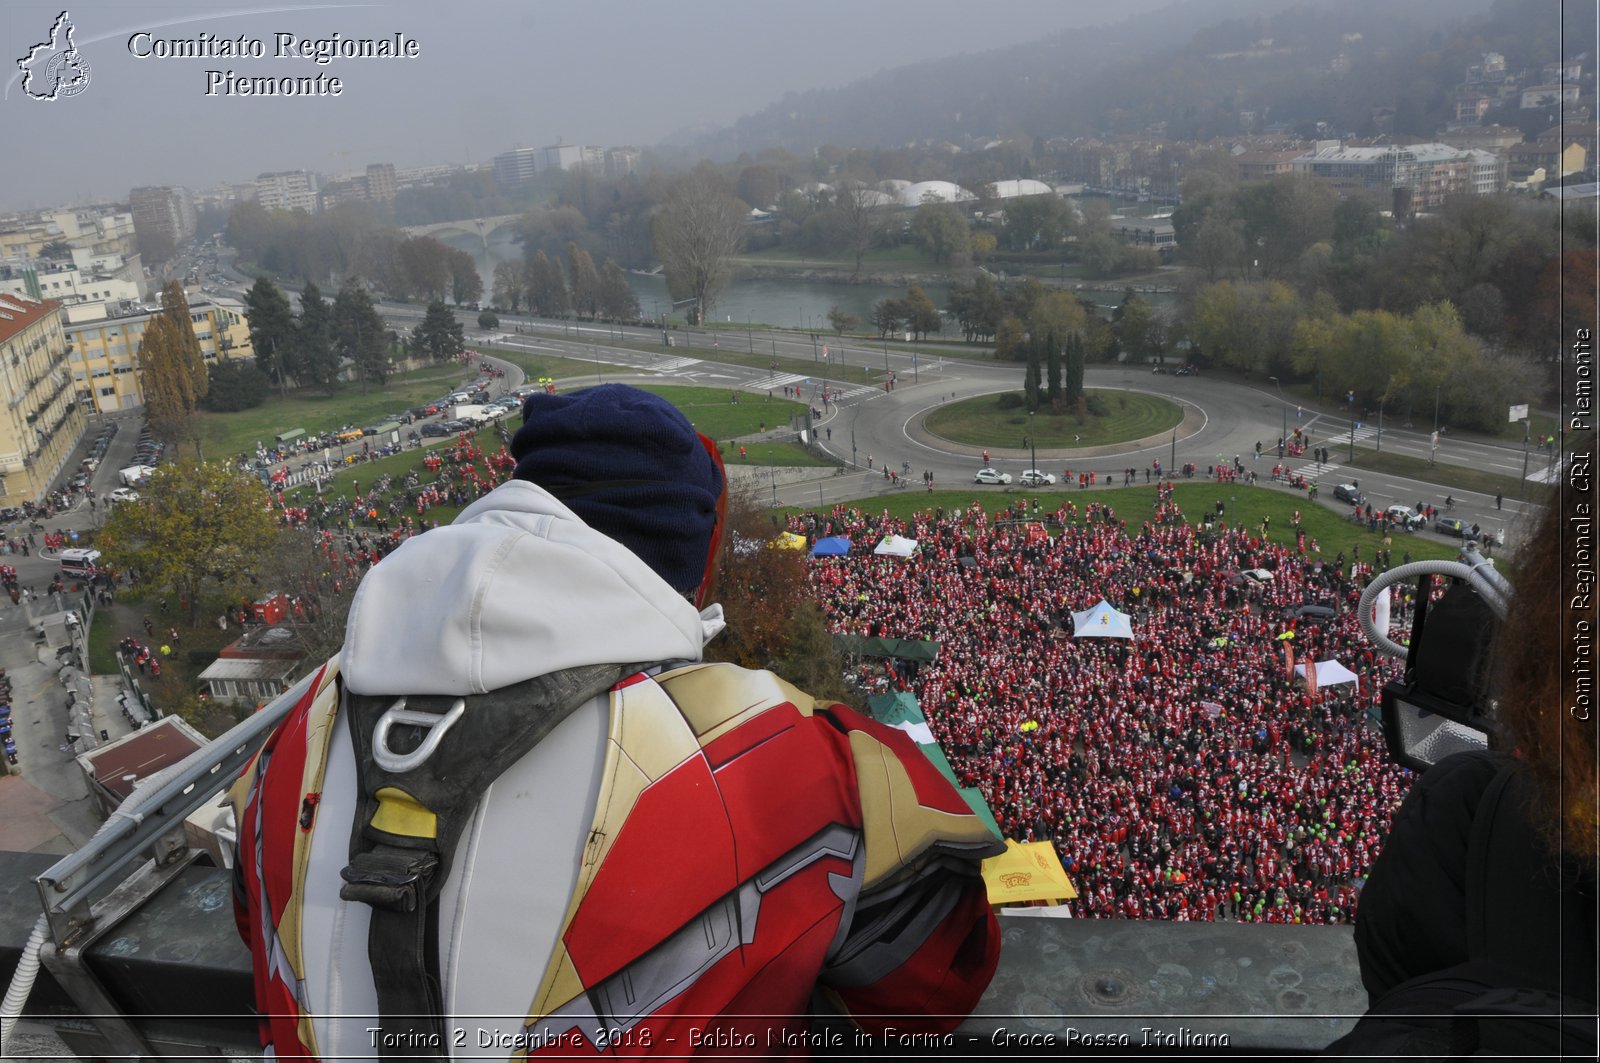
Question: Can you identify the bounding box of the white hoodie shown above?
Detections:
[301,480,722,1059]
[341,479,719,695]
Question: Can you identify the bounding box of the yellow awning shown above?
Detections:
[980,839,1078,904]
[772,531,808,551]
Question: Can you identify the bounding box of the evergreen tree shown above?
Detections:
[297,281,338,389]
[1023,338,1042,412]
[332,279,388,388]
[1046,330,1063,404]
[200,360,271,411]
[244,276,297,397]
[413,300,466,362]
[1065,332,1086,405]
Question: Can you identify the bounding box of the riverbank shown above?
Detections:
[731,259,1180,296]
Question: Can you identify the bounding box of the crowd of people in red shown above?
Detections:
[795,485,1414,925]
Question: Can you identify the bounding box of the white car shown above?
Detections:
[1019,469,1057,487]
[108,487,140,503]
[974,468,1013,485]
[1386,504,1422,528]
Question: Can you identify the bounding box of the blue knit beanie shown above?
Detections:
[510,384,724,594]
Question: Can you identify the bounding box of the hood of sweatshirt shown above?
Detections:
[341,480,719,695]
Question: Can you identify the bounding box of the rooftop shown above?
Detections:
[76,717,206,802]
[0,292,60,344]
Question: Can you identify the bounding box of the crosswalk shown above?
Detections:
[1293,459,1343,480]
[1289,425,1377,479]
[746,371,806,391]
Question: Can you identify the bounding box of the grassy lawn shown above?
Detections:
[1345,446,1555,501]
[924,390,1183,449]
[785,481,1464,574]
[269,386,827,524]
[196,367,479,460]
[482,345,634,382]
[628,386,804,438]
[87,606,118,674]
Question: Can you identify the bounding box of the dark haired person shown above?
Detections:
[232,384,1002,1059]
[1328,481,1597,1057]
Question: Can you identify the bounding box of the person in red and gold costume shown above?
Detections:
[232,384,1002,1060]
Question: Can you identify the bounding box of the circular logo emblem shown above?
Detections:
[44,51,91,98]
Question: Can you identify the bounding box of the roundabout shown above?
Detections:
[922,388,1185,452]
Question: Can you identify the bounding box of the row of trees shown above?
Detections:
[1172,173,1585,363]
[870,287,941,340]
[244,276,390,393]
[226,203,483,307]
[491,243,640,321]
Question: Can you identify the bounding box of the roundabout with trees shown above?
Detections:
[923,389,1184,451]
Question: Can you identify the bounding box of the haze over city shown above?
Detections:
[2,0,1184,209]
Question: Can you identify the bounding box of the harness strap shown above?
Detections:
[338,662,644,1062]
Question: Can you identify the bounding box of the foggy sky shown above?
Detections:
[0,0,1177,211]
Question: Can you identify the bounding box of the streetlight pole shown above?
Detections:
[1347,390,1356,462]
[1028,410,1037,478]
[1269,376,1287,457]
[1430,384,1441,466]
[1520,415,1531,501]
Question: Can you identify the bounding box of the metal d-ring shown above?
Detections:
[371,696,466,773]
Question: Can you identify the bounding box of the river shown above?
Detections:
[453,232,1172,331]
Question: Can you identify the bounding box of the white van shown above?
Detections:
[119,464,156,487]
[60,548,101,576]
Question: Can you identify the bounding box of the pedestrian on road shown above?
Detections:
[1495,493,1503,510]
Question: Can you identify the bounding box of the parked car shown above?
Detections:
[974,468,1013,485]
[109,487,140,503]
[440,419,469,433]
[1019,469,1057,487]
[1333,483,1364,505]
[1434,516,1481,540]
[420,422,451,437]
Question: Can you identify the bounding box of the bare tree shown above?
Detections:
[834,182,884,278]
[652,166,748,325]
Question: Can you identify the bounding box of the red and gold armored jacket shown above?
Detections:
[233,659,1002,1059]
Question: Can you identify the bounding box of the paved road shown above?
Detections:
[435,311,1537,549]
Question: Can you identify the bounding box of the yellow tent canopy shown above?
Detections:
[980,839,1078,905]
[772,531,808,551]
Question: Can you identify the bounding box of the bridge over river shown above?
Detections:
[401,213,524,243]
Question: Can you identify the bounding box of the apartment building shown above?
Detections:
[1292,141,1505,207]
[0,262,141,307]
[65,294,254,413]
[254,171,320,214]
[604,147,641,179]
[492,148,539,193]
[128,186,197,259]
[0,294,87,509]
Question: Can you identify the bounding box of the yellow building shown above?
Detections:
[0,294,88,509]
[65,294,255,413]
